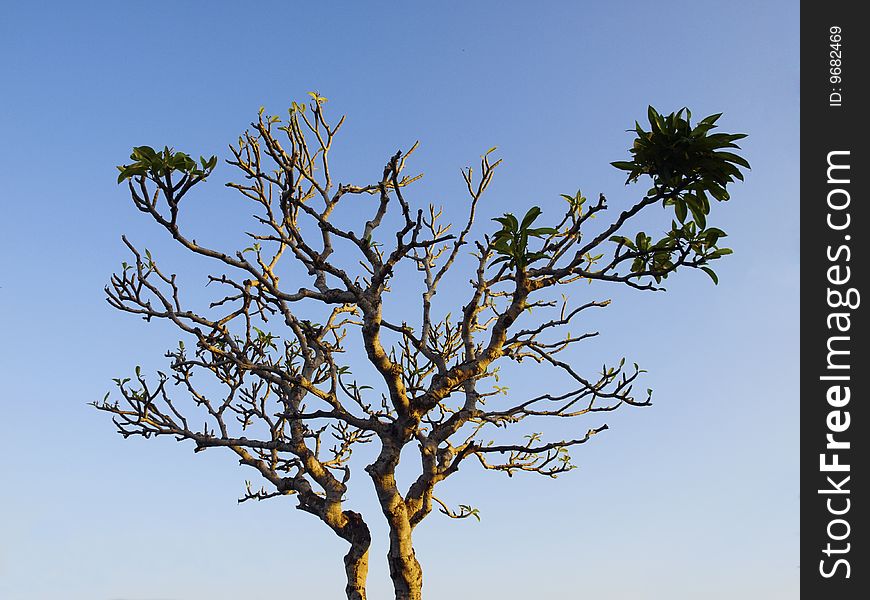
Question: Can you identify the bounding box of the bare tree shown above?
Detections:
[95,94,748,600]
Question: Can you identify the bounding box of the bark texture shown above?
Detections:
[344,542,370,600]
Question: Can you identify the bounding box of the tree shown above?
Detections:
[95,94,748,600]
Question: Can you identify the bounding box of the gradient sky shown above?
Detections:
[0,2,798,599]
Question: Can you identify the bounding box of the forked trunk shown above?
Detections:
[368,462,425,600]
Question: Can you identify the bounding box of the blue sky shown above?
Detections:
[0,2,798,599]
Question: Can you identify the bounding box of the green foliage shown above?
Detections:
[117,145,217,184]
[307,91,328,105]
[610,107,750,284]
[491,207,556,270]
[458,504,481,521]
[560,189,587,215]
[609,221,733,284]
[611,106,748,194]
[252,327,278,350]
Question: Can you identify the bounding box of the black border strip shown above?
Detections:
[802,2,868,595]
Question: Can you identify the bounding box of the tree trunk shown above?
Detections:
[337,510,372,600]
[367,439,424,599]
[387,523,423,600]
[344,542,370,600]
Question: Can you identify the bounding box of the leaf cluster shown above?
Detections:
[611,106,748,197]
[490,207,556,270]
[117,145,217,184]
[609,221,731,284]
[609,107,750,284]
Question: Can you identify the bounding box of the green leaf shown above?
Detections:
[635,232,650,251]
[647,105,661,131]
[701,266,719,285]
[493,213,519,232]
[714,151,751,169]
[132,146,157,160]
[688,202,706,229]
[520,207,542,230]
[674,198,687,222]
[708,248,733,259]
[526,226,557,237]
[700,113,722,126]
[491,255,511,266]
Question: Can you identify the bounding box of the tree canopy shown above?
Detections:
[96,95,748,600]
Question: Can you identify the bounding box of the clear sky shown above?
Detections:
[0,1,798,599]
